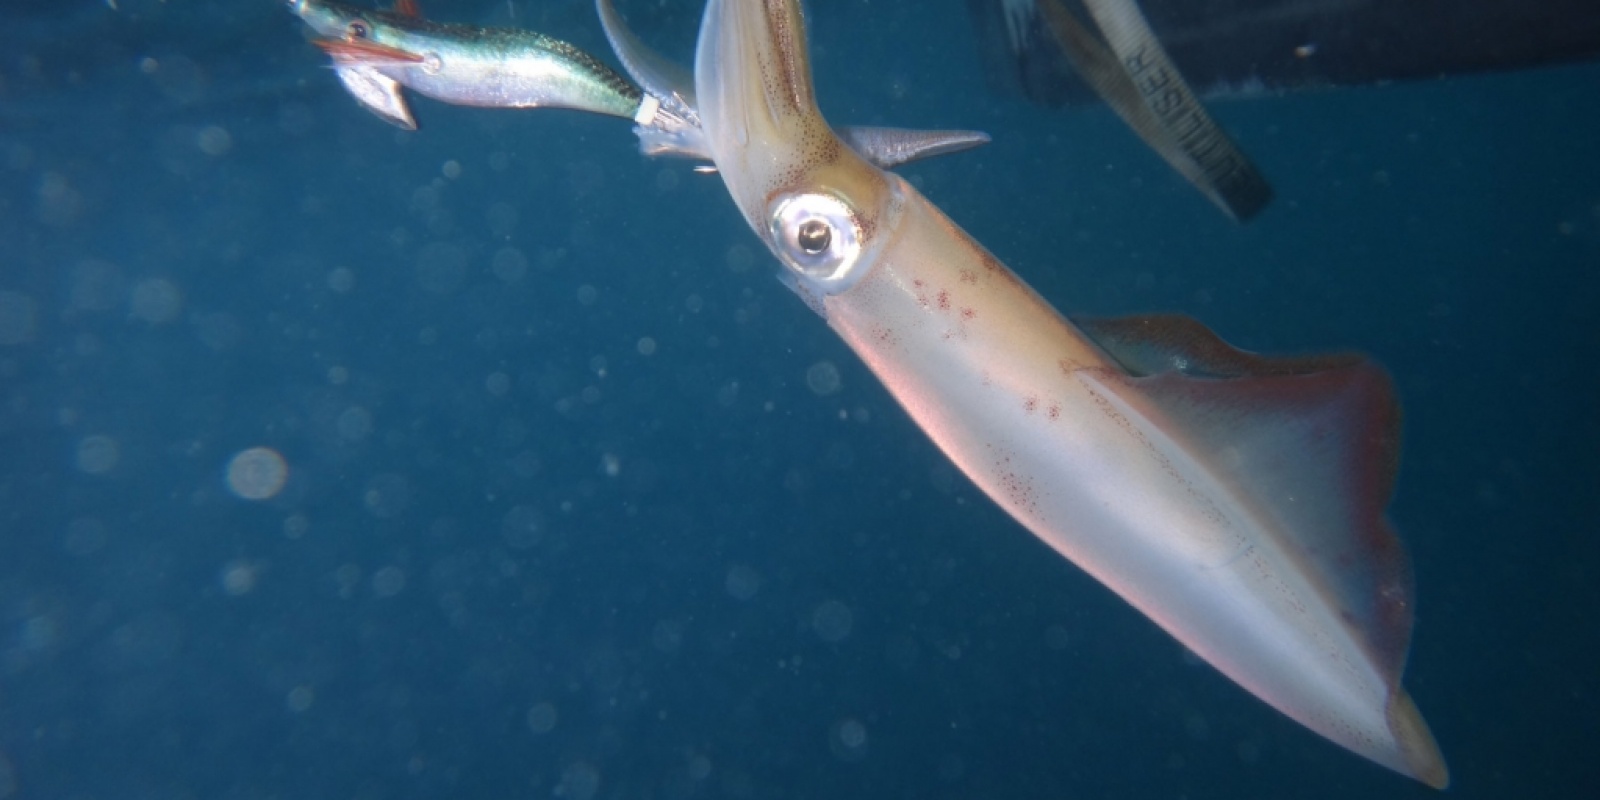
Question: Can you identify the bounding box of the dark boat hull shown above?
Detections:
[971,0,1600,105]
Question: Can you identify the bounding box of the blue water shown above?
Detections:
[2,1,1597,798]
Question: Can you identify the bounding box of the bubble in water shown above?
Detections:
[277,101,315,137]
[363,473,411,518]
[636,336,657,356]
[559,760,600,800]
[415,241,469,294]
[1044,624,1071,651]
[811,600,854,643]
[128,278,183,324]
[526,701,557,733]
[0,290,38,345]
[371,566,406,597]
[194,311,242,351]
[937,754,965,782]
[487,202,518,236]
[687,754,712,781]
[805,361,841,395]
[20,616,56,651]
[485,371,510,396]
[336,406,372,441]
[63,517,107,556]
[287,685,315,713]
[501,505,543,549]
[196,125,232,156]
[76,435,119,474]
[0,749,15,798]
[724,564,761,601]
[830,717,869,762]
[725,244,754,273]
[652,619,685,654]
[491,247,527,283]
[838,719,867,748]
[227,447,288,500]
[220,560,258,595]
[69,259,125,312]
[283,514,309,539]
[327,266,356,293]
[37,171,82,226]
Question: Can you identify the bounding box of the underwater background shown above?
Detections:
[2,1,1597,798]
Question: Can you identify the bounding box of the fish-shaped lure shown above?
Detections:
[289,0,664,131]
[287,0,990,170]
[690,0,1447,787]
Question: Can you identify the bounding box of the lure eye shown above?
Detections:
[768,193,863,292]
[347,19,370,39]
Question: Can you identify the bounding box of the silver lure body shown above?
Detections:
[291,0,643,127]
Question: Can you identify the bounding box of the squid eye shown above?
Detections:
[347,19,370,38]
[796,219,831,255]
[768,193,864,293]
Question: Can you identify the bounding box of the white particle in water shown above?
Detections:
[69,259,125,312]
[76,435,119,474]
[363,473,411,517]
[491,247,527,283]
[327,266,356,293]
[805,361,841,396]
[63,517,107,556]
[282,513,309,539]
[1044,624,1071,651]
[0,290,37,345]
[226,447,288,500]
[196,125,232,156]
[415,241,468,294]
[287,685,315,713]
[724,564,761,601]
[830,717,869,762]
[485,371,510,396]
[128,278,183,324]
[336,406,372,441]
[688,754,712,781]
[725,243,754,273]
[526,701,557,733]
[220,560,258,595]
[501,505,543,549]
[652,619,685,654]
[838,718,867,748]
[371,565,406,597]
[811,599,853,643]
[558,760,600,800]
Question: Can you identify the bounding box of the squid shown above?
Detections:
[685,0,1447,786]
